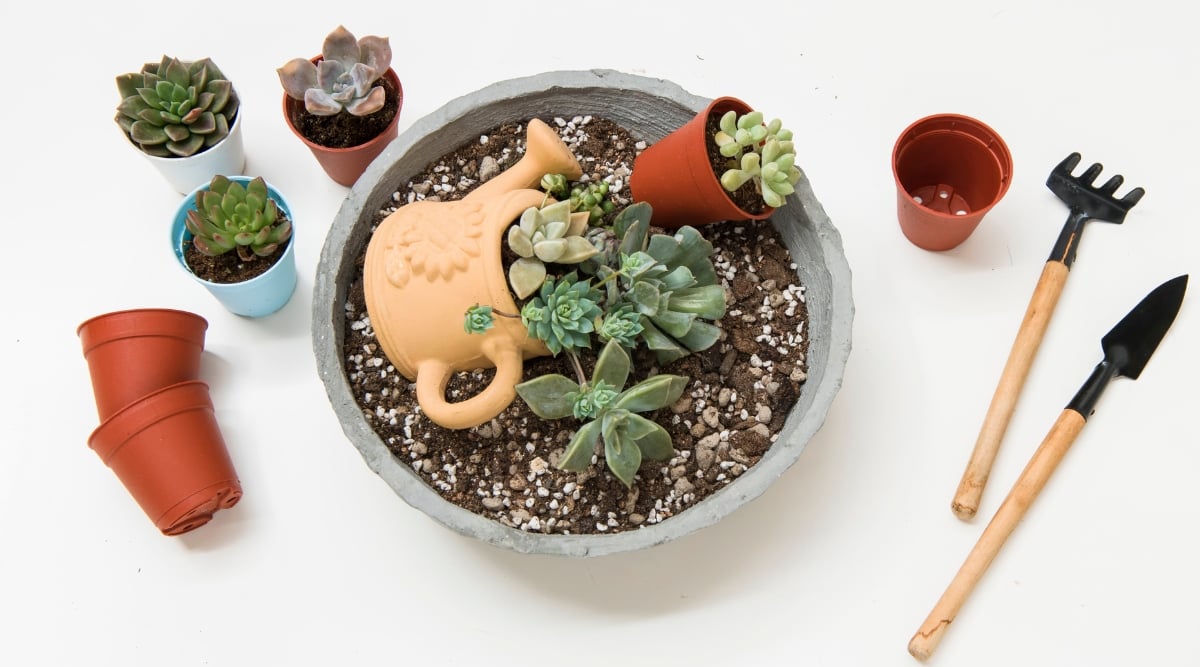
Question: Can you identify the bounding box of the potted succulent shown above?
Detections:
[114,56,245,194]
[277,25,403,187]
[629,95,801,228]
[172,175,297,318]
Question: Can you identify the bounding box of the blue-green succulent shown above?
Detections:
[515,340,687,487]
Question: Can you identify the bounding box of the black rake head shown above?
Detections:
[1046,152,1146,224]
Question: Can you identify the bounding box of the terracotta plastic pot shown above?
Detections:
[283,64,403,187]
[172,176,298,318]
[88,380,242,536]
[892,113,1013,251]
[629,95,774,228]
[78,308,208,421]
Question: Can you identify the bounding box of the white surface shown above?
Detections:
[4,2,1196,665]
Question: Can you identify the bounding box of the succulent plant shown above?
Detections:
[507,200,599,299]
[185,176,292,261]
[515,340,686,487]
[714,110,802,209]
[277,25,392,117]
[115,56,239,158]
[519,272,602,355]
[540,173,616,224]
[463,305,495,334]
[609,207,726,363]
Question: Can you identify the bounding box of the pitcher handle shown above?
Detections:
[414,337,525,430]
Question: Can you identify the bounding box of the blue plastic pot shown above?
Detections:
[172,176,298,318]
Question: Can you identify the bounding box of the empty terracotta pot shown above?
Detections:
[629,96,774,228]
[892,113,1013,251]
[282,64,403,187]
[78,308,208,421]
[88,380,242,536]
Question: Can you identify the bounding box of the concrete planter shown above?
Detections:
[312,70,854,557]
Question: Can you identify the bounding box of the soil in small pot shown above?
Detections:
[705,112,768,216]
[183,237,291,284]
[342,116,809,536]
[285,74,402,149]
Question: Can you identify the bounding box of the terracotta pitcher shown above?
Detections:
[364,119,582,430]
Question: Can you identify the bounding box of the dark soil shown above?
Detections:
[182,237,290,284]
[285,73,402,149]
[340,116,809,535]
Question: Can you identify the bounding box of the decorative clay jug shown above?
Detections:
[363,119,582,429]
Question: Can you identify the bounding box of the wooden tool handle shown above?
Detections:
[910,409,1086,661]
[952,261,1070,520]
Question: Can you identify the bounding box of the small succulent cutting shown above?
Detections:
[115,56,239,158]
[277,25,392,117]
[516,339,687,487]
[507,200,598,299]
[185,176,292,261]
[714,110,801,209]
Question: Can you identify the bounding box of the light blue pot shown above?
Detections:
[172,176,298,318]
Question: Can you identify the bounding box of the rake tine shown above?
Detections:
[1098,174,1124,195]
[1079,162,1104,185]
[1122,186,1147,206]
[1054,152,1082,175]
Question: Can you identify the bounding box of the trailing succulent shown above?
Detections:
[185,176,292,261]
[516,340,687,487]
[115,56,239,158]
[540,173,616,224]
[713,110,801,209]
[507,200,598,299]
[277,25,392,117]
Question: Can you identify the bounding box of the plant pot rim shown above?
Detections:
[88,379,212,463]
[77,307,207,338]
[171,176,295,289]
[311,69,854,557]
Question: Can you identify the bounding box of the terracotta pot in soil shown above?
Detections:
[88,380,242,536]
[891,113,1014,251]
[362,118,581,430]
[313,70,855,557]
[283,62,403,187]
[629,95,774,229]
[172,176,298,318]
[77,308,208,421]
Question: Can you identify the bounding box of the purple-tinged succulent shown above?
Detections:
[277,25,392,117]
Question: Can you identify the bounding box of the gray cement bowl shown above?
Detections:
[312,70,854,557]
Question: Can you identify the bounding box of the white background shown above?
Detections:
[4,2,1197,665]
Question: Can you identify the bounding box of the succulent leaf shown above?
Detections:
[558,420,602,471]
[514,373,580,420]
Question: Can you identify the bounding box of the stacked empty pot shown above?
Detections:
[78,308,242,536]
